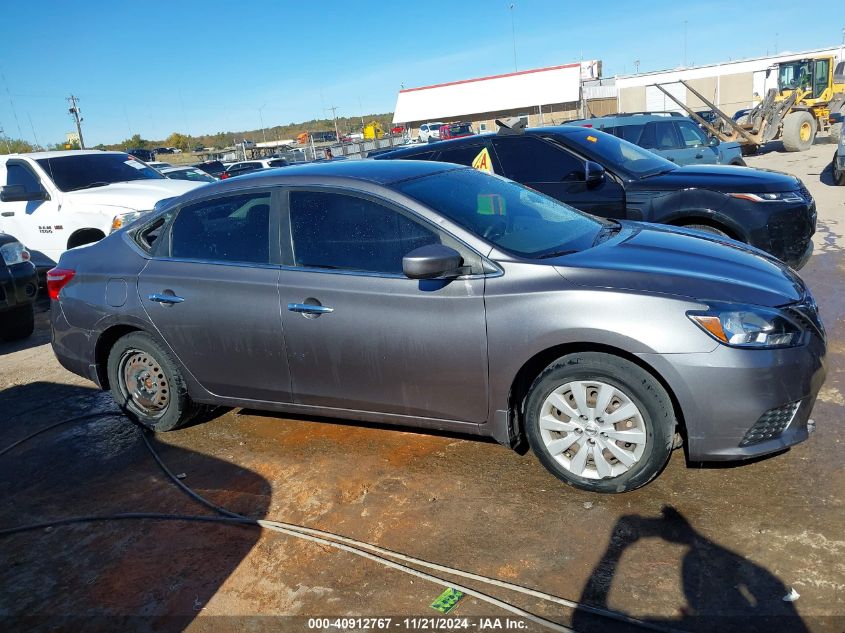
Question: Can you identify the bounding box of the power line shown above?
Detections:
[325,105,340,142]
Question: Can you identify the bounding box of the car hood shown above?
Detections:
[633,164,800,193]
[553,222,804,307]
[66,179,202,209]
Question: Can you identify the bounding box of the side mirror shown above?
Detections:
[403,244,463,280]
[0,184,48,203]
[708,136,721,147]
[584,161,605,189]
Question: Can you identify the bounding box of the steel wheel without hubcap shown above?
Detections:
[799,121,812,143]
[118,349,170,419]
[538,380,647,480]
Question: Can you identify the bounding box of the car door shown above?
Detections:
[674,120,720,164]
[137,188,292,403]
[278,188,489,423]
[491,136,626,219]
[0,160,63,261]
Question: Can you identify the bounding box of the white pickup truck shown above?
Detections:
[0,150,202,266]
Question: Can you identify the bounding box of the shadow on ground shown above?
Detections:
[0,381,270,631]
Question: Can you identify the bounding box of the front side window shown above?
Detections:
[169,192,271,264]
[676,120,708,147]
[493,137,583,182]
[396,168,606,258]
[639,121,681,150]
[813,59,829,98]
[289,191,440,274]
[5,163,42,192]
[436,144,487,168]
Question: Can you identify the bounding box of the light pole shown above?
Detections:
[634,59,640,74]
[509,4,517,72]
[258,103,267,145]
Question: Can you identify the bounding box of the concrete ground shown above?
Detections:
[0,142,843,632]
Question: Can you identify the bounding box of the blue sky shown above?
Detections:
[0,1,841,146]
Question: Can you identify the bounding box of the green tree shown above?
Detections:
[165,132,191,152]
[0,137,41,154]
[122,134,148,149]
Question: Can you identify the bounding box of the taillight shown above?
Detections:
[47,268,75,300]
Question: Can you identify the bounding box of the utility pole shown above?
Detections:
[67,95,85,149]
[509,4,517,72]
[258,103,268,144]
[634,59,640,74]
[326,105,340,141]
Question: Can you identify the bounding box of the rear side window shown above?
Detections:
[4,163,42,192]
[436,144,487,168]
[493,137,583,182]
[612,124,646,144]
[288,191,440,274]
[169,192,271,264]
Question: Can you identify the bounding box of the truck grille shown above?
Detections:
[739,401,800,446]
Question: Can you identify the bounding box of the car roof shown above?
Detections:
[0,150,126,161]
[568,113,688,127]
[171,160,464,206]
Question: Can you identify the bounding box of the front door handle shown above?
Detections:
[148,293,185,305]
[288,302,333,315]
[1,211,14,217]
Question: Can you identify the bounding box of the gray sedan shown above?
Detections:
[48,161,826,492]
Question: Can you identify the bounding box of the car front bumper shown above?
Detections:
[638,332,827,461]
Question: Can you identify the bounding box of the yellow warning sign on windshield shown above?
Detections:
[472,147,494,174]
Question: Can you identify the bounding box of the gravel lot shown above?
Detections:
[1,143,843,632]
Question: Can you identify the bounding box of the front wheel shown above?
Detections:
[107,331,200,431]
[782,111,816,152]
[524,353,676,493]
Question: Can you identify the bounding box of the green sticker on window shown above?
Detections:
[477,193,506,216]
[430,587,464,614]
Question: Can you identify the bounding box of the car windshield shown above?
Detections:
[551,128,676,179]
[448,124,473,135]
[395,168,608,258]
[778,61,812,91]
[36,153,164,191]
[166,168,215,182]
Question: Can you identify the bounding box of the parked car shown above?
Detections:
[438,122,475,141]
[418,122,444,143]
[832,113,845,185]
[193,160,227,178]
[0,232,37,341]
[126,148,155,163]
[0,151,202,266]
[159,166,217,183]
[154,147,174,155]
[375,124,815,269]
[220,158,289,180]
[568,113,745,166]
[49,160,826,493]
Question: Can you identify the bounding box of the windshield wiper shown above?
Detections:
[68,181,110,191]
[536,249,577,259]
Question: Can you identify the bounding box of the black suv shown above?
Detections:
[127,148,155,163]
[376,123,816,269]
[0,232,37,341]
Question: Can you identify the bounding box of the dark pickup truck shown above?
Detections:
[0,232,37,341]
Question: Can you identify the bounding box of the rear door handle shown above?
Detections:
[0,211,14,217]
[148,293,185,305]
[287,302,333,315]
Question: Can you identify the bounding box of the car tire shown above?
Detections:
[729,158,747,166]
[829,121,842,144]
[107,331,200,432]
[524,352,676,493]
[0,303,35,342]
[782,111,817,152]
[681,223,731,238]
[834,152,845,186]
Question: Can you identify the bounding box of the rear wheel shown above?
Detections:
[782,111,817,152]
[107,331,200,431]
[829,121,842,144]
[0,304,35,342]
[524,352,675,493]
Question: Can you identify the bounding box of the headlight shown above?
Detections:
[110,210,149,233]
[0,241,31,266]
[688,303,804,348]
[728,191,803,203]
